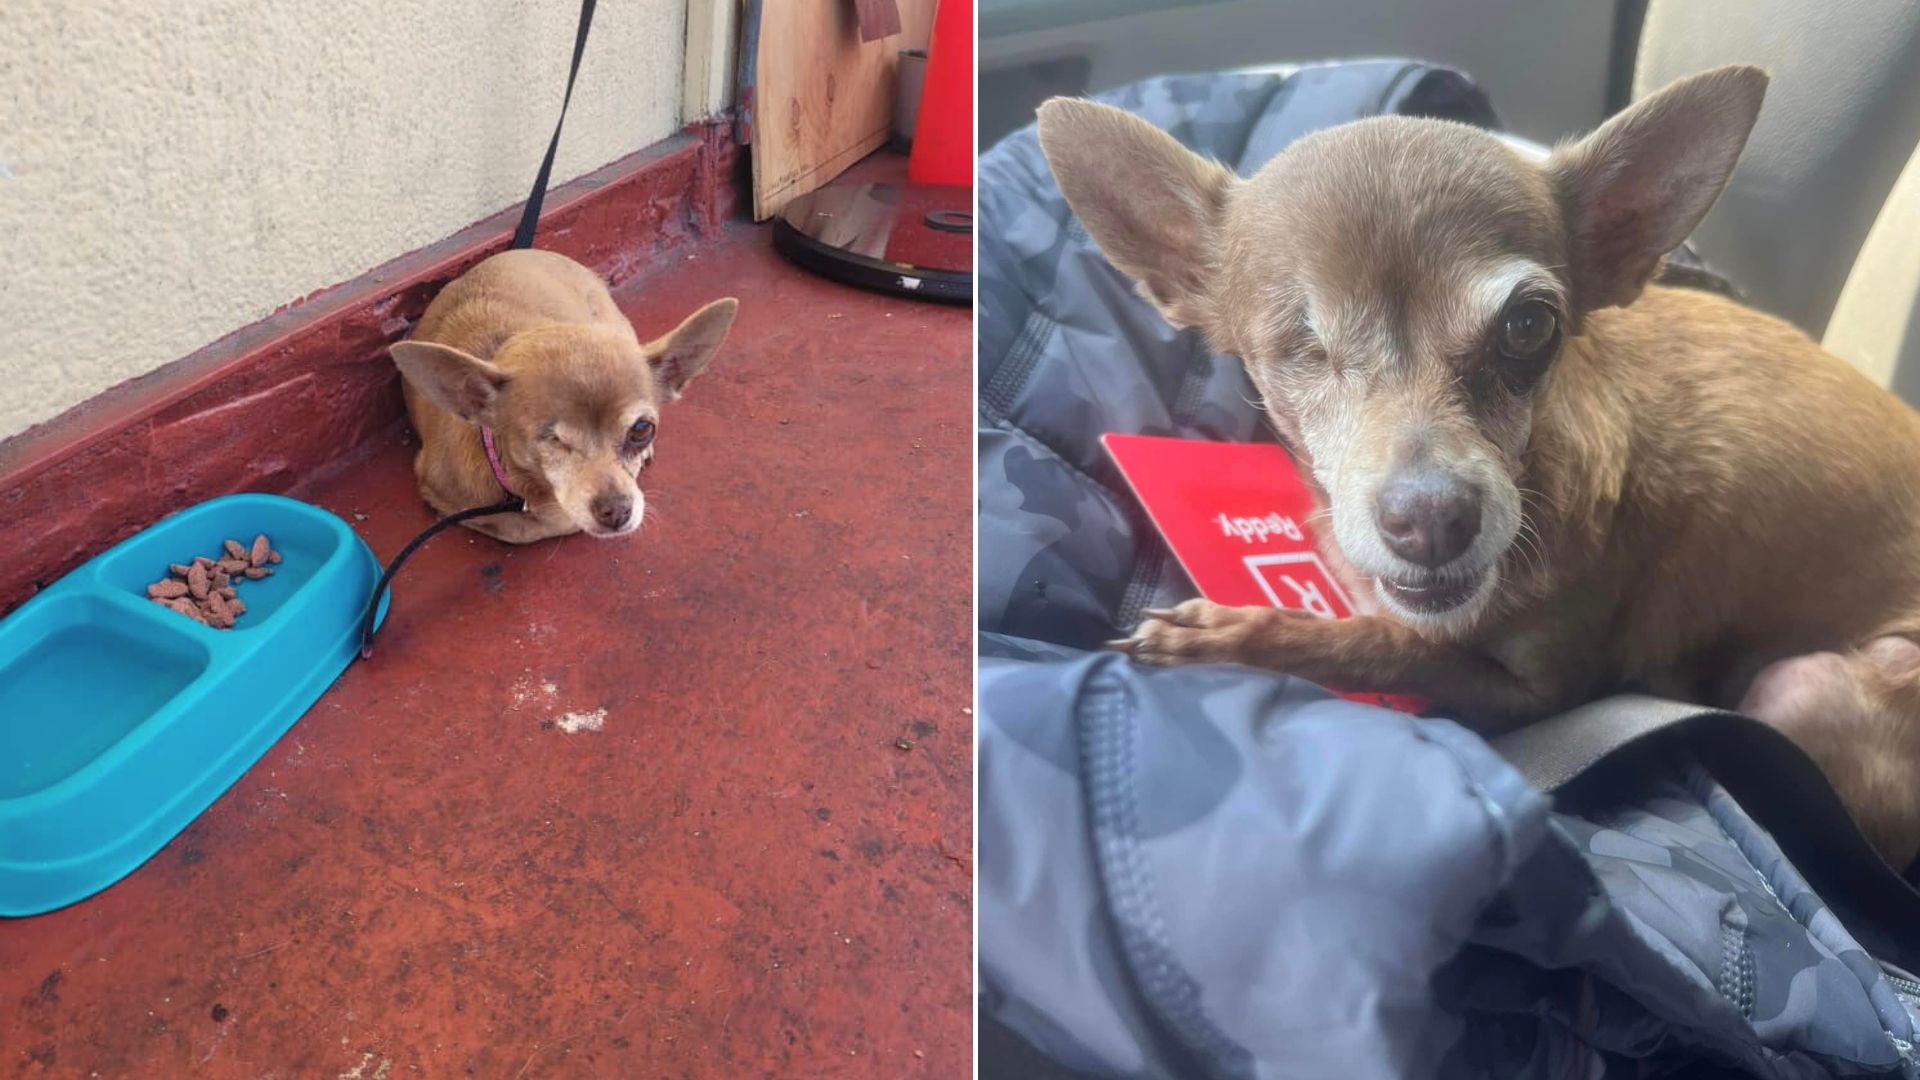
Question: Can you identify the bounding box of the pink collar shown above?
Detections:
[480,426,517,497]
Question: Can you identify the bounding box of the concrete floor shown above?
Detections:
[0,221,972,1077]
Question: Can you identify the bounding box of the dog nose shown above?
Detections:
[590,493,634,531]
[1374,471,1482,567]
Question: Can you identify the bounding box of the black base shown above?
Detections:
[772,217,971,305]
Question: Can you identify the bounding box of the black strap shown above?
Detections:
[1494,695,1920,971]
[511,0,598,251]
[1494,695,1708,791]
[357,496,524,661]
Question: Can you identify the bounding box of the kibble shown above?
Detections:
[144,535,282,630]
[164,598,205,623]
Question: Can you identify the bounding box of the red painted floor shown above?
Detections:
[1,220,972,1077]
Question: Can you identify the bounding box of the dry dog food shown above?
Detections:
[145,533,280,629]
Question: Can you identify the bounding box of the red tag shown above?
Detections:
[1102,433,1428,714]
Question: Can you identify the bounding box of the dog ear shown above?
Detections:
[1036,98,1236,329]
[1548,65,1767,312]
[391,341,512,423]
[645,298,737,400]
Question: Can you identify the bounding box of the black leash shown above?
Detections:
[358,496,524,660]
[360,0,595,660]
[511,0,597,251]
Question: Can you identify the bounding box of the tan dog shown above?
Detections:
[391,249,736,544]
[1039,67,1920,866]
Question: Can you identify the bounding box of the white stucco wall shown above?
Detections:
[0,0,695,441]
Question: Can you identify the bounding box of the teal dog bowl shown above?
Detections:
[0,494,385,916]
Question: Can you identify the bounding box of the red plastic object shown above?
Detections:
[1102,432,1431,714]
[907,0,973,187]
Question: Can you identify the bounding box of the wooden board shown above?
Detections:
[749,0,934,221]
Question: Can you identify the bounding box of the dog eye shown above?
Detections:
[625,419,656,453]
[1498,300,1559,361]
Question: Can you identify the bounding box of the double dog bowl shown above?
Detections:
[0,494,384,916]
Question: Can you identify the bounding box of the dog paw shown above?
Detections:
[1108,599,1308,666]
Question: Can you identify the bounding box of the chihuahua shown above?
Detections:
[1039,67,1920,866]
[390,249,737,544]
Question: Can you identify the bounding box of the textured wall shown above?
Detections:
[0,0,689,441]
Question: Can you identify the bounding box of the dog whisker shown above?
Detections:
[1515,484,1564,515]
[1507,512,1550,586]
